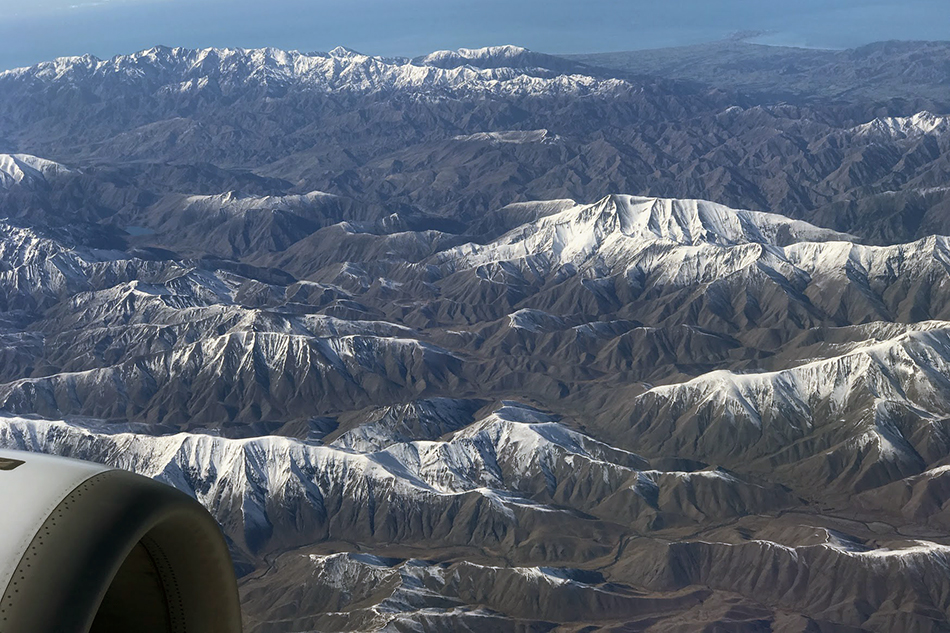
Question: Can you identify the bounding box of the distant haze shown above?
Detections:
[0,0,948,70]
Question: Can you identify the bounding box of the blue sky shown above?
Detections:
[0,0,948,70]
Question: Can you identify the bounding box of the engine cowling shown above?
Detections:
[0,449,243,633]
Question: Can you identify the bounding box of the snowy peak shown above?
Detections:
[327,46,364,59]
[592,195,850,247]
[438,195,852,272]
[451,129,559,145]
[176,189,336,213]
[632,322,950,489]
[0,154,71,189]
[646,322,950,412]
[456,45,530,59]
[410,44,588,73]
[415,45,531,68]
[852,111,950,139]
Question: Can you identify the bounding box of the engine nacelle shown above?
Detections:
[0,449,243,633]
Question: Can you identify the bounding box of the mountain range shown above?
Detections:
[1,40,950,632]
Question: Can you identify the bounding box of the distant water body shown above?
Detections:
[0,0,948,71]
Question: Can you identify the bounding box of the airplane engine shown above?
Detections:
[0,449,243,633]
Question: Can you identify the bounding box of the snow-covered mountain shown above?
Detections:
[412,45,590,73]
[0,154,70,189]
[0,400,791,553]
[626,322,950,492]
[853,111,950,140]
[436,194,853,271]
[0,45,625,99]
[420,195,950,332]
[4,392,948,630]
[0,221,112,309]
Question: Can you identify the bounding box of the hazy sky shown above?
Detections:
[0,0,948,71]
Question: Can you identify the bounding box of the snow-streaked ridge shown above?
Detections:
[853,111,950,139]
[0,45,628,99]
[0,153,71,189]
[0,402,639,544]
[437,194,854,272]
[636,321,950,471]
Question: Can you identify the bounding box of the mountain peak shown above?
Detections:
[852,110,950,139]
[435,194,856,279]
[550,194,852,250]
[412,44,588,73]
[419,45,530,65]
[0,154,71,189]
[327,45,364,59]
[457,45,530,58]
